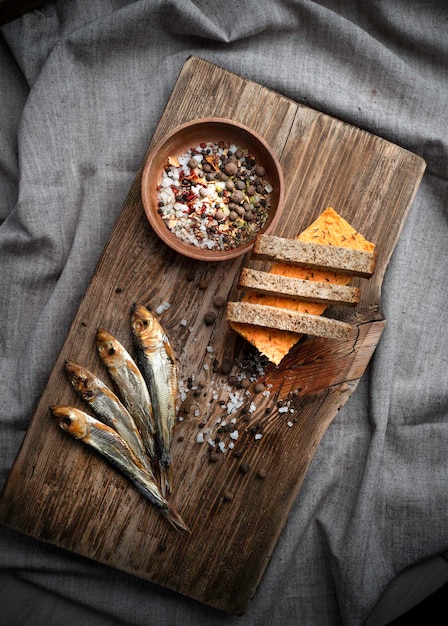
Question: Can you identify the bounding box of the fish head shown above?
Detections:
[96,328,122,366]
[50,405,89,439]
[64,360,97,401]
[131,303,162,349]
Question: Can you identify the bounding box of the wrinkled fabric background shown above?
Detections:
[1,1,447,624]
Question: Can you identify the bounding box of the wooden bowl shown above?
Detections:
[141,118,284,261]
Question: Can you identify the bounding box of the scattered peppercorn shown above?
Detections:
[204,310,217,325]
[213,294,226,308]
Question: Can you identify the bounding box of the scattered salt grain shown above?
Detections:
[229,430,239,440]
[226,391,244,414]
[155,302,171,315]
[254,433,263,440]
[278,406,288,414]
[196,432,205,443]
[287,421,293,427]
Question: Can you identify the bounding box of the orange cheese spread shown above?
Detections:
[230,207,375,365]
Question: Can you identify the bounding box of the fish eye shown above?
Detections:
[108,347,115,355]
[61,417,72,429]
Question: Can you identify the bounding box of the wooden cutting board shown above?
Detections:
[0,56,426,615]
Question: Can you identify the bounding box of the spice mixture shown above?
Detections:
[157,141,274,251]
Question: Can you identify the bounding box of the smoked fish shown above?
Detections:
[96,328,157,466]
[50,405,190,534]
[64,359,155,479]
[130,303,177,497]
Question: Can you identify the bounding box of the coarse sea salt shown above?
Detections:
[155,301,170,315]
[227,392,244,415]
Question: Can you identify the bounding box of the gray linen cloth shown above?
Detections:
[1,1,447,624]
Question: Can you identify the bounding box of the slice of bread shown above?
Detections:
[238,267,361,306]
[227,302,352,339]
[252,236,377,277]
[228,207,375,364]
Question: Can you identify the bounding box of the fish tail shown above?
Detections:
[163,506,190,535]
[158,463,172,498]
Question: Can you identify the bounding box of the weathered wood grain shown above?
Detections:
[0,56,425,615]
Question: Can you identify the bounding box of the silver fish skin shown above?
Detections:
[130,303,178,497]
[96,328,157,464]
[64,359,155,479]
[50,405,190,534]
